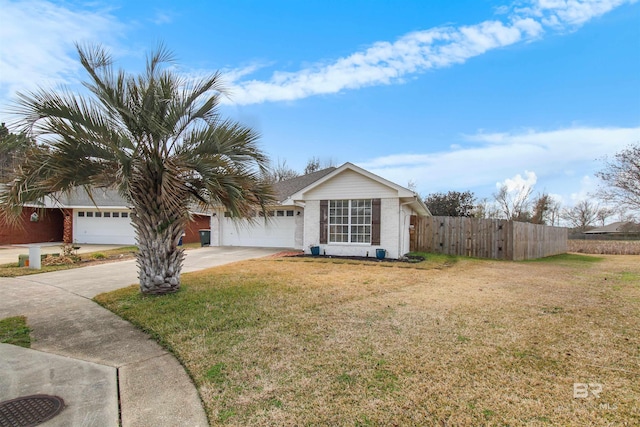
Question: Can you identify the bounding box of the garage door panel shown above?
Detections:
[75,212,136,245]
[221,217,295,247]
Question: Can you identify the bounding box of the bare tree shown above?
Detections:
[0,123,34,182]
[547,197,562,226]
[493,184,533,221]
[615,207,639,223]
[303,157,321,175]
[262,159,299,183]
[595,207,615,226]
[596,143,640,212]
[473,197,501,219]
[303,156,337,175]
[561,200,600,231]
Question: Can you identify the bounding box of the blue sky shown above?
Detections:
[1,0,639,210]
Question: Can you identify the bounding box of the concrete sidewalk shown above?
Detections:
[0,246,285,426]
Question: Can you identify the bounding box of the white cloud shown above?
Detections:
[516,0,636,28]
[223,0,634,105]
[0,0,633,109]
[151,10,174,25]
[0,0,122,105]
[498,170,538,192]
[357,125,640,197]
[570,175,598,202]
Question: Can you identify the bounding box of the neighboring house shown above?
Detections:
[0,189,211,246]
[584,221,640,235]
[211,162,430,259]
[2,163,430,258]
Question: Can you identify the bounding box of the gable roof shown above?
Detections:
[584,221,640,234]
[282,162,430,216]
[59,188,128,208]
[271,167,336,202]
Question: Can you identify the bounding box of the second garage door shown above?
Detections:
[220,210,296,248]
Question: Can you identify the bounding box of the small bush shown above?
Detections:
[92,253,106,259]
[42,254,79,266]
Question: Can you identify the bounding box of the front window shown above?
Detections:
[329,199,372,243]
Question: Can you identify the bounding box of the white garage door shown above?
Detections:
[221,211,296,248]
[74,210,136,245]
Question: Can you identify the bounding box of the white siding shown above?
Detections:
[303,169,397,200]
[210,214,220,246]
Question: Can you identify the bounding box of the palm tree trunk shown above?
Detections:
[133,209,185,294]
[130,171,189,295]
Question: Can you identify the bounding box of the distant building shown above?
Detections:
[584,222,640,235]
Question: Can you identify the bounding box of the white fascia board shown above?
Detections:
[401,197,431,217]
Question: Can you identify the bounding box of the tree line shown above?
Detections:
[423,144,640,233]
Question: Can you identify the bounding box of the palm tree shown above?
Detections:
[0,44,274,294]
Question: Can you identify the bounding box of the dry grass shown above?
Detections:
[569,239,640,255]
[96,254,640,426]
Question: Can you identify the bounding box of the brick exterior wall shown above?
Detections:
[63,209,73,243]
[0,208,64,245]
[183,214,211,244]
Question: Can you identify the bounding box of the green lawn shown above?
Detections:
[0,316,31,348]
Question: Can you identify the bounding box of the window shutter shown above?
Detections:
[371,198,381,245]
[319,200,328,244]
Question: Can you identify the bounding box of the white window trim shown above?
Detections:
[328,199,372,244]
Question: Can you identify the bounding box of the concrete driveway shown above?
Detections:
[0,246,286,426]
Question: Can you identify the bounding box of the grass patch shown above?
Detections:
[524,253,604,265]
[407,251,461,266]
[0,262,80,277]
[0,316,31,348]
[205,363,227,384]
[96,255,640,425]
[619,271,640,283]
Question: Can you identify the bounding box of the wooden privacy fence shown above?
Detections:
[410,216,568,261]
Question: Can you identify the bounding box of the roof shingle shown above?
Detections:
[271,167,336,203]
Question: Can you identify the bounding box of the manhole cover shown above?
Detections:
[0,395,64,427]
